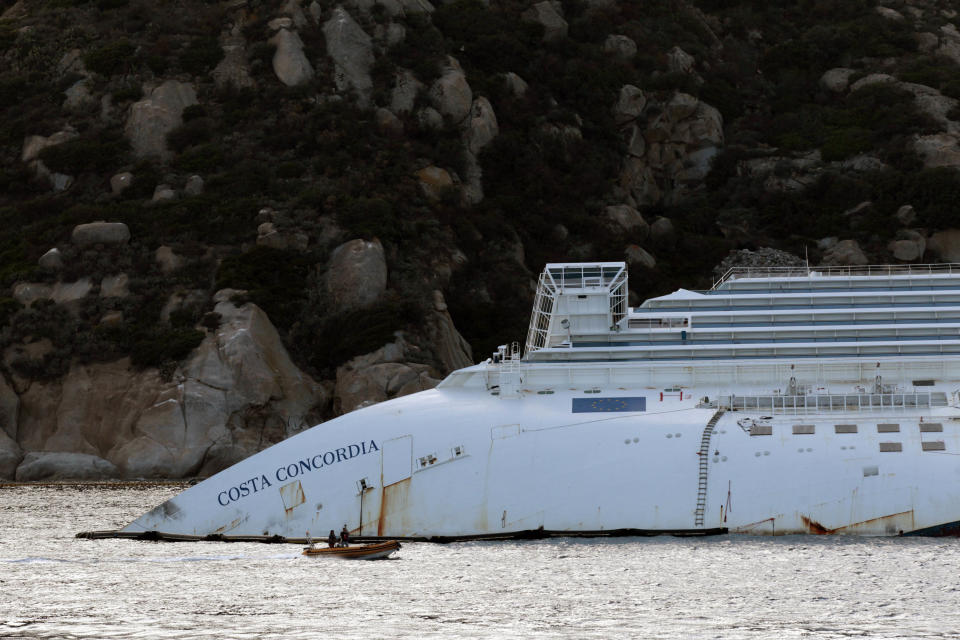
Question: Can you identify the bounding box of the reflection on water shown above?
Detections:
[2,484,960,639]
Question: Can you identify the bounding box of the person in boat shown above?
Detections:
[340,524,349,547]
[327,530,337,548]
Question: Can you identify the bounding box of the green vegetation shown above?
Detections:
[0,0,959,384]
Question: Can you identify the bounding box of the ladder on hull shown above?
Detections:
[694,409,726,527]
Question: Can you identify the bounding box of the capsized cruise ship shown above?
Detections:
[106,262,960,539]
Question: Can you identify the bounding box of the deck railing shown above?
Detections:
[711,263,960,290]
[710,392,942,414]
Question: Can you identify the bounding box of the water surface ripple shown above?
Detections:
[2,485,959,639]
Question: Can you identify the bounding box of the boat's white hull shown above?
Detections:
[120,385,960,538]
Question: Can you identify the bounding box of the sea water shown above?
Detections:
[2,484,960,639]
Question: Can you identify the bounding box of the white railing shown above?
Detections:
[713,392,938,414]
[711,263,960,290]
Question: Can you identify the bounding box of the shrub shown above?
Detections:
[83,39,136,75]
[166,118,213,153]
[111,83,143,104]
[37,131,130,174]
[301,297,424,376]
[178,36,223,75]
[172,143,225,173]
[130,326,205,367]
[0,297,22,326]
[215,246,312,329]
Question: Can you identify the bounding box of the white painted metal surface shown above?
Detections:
[123,263,960,538]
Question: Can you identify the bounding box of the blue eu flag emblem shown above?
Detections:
[571,397,646,413]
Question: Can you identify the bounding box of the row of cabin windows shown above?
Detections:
[750,423,943,435]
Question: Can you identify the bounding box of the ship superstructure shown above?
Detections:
[113,263,960,539]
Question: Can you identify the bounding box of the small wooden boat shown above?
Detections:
[302,540,401,560]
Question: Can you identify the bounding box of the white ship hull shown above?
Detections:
[119,375,960,539]
[115,263,960,539]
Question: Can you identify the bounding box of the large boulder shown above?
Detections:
[71,221,130,247]
[0,431,22,479]
[124,80,198,159]
[819,68,856,93]
[390,69,423,114]
[666,46,695,74]
[822,239,869,266]
[324,7,375,107]
[335,361,436,413]
[900,83,959,134]
[270,28,315,87]
[625,245,656,269]
[0,374,19,440]
[604,204,649,238]
[416,165,454,201]
[927,229,960,262]
[613,85,646,125]
[463,96,499,155]
[16,451,119,481]
[888,231,926,262]
[429,57,473,123]
[326,239,388,310]
[912,133,960,168]
[522,1,567,42]
[212,29,256,89]
[603,34,637,59]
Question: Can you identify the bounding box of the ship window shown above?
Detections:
[863,465,879,477]
[877,423,899,433]
[750,425,773,436]
[912,379,935,386]
[792,424,815,435]
[919,423,943,432]
[584,388,601,394]
[922,441,946,451]
[835,424,858,434]
[879,442,902,452]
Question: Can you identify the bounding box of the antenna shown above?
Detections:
[805,245,810,275]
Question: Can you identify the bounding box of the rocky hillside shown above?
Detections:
[2,0,960,479]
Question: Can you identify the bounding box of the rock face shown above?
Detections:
[333,292,470,415]
[617,91,723,205]
[429,57,473,123]
[125,81,198,159]
[71,221,130,247]
[15,451,119,481]
[10,299,327,479]
[326,239,388,310]
[324,7,375,107]
[270,28,314,87]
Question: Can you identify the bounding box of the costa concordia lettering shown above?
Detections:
[114,262,960,539]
